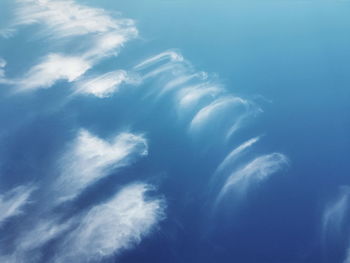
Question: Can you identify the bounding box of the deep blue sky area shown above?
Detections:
[0,1,349,263]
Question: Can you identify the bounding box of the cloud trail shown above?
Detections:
[0,185,36,227]
[322,187,350,243]
[16,53,91,91]
[0,58,6,82]
[217,153,288,202]
[74,70,140,98]
[55,183,165,263]
[177,83,222,110]
[14,0,137,40]
[134,51,184,70]
[9,217,73,262]
[189,96,249,135]
[215,137,261,176]
[3,0,138,92]
[54,129,148,202]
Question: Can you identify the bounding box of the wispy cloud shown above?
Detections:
[4,0,138,92]
[0,57,9,82]
[2,217,74,262]
[322,187,350,243]
[16,218,73,253]
[55,183,165,263]
[215,137,261,176]
[14,0,137,40]
[177,83,222,110]
[74,70,140,98]
[189,96,249,135]
[217,153,288,201]
[54,129,148,202]
[0,57,6,69]
[134,50,184,70]
[0,185,36,227]
[16,53,91,91]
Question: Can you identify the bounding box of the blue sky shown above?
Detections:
[0,0,349,262]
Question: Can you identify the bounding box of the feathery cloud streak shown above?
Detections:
[215,137,261,176]
[74,70,139,98]
[17,54,91,91]
[4,0,138,91]
[0,185,36,227]
[54,129,148,202]
[322,187,350,243]
[217,153,288,201]
[55,183,165,263]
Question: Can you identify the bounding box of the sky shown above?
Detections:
[0,0,349,262]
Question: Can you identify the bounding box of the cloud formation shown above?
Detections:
[217,153,288,201]
[14,0,137,40]
[54,129,148,202]
[189,96,250,135]
[215,137,261,176]
[0,57,8,82]
[17,53,91,91]
[177,83,222,110]
[322,187,350,243]
[0,185,36,227]
[134,51,184,70]
[4,0,138,92]
[75,70,139,98]
[55,183,165,263]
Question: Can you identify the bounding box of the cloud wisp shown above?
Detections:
[54,129,148,203]
[1,183,165,263]
[189,96,250,136]
[55,183,165,263]
[16,53,91,91]
[3,0,138,92]
[74,70,140,98]
[134,51,184,70]
[134,50,260,140]
[216,153,288,202]
[321,187,350,262]
[322,187,350,244]
[215,137,261,176]
[0,57,6,78]
[0,185,36,227]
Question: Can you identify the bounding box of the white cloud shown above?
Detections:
[17,53,91,91]
[83,30,136,61]
[215,137,261,176]
[177,83,222,110]
[54,129,148,202]
[0,57,7,79]
[55,183,165,263]
[16,218,72,253]
[0,217,73,263]
[0,185,36,226]
[218,153,288,200]
[75,70,140,98]
[14,0,137,40]
[0,58,6,68]
[189,96,249,134]
[134,51,184,70]
[6,0,138,91]
[322,187,350,244]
